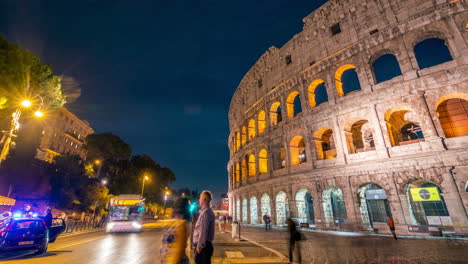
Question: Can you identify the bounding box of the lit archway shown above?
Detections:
[248,119,256,140]
[335,64,361,97]
[235,132,241,151]
[250,196,258,224]
[357,183,391,230]
[235,163,240,182]
[313,128,336,160]
[385,107,424,146]
[261,193,271,223]
[241,158,247,181]
[344,119,375,154]
[276,191,289,225]
[241,126,247,146]
[436,96,468,138]
[286,91,302,118]
[258,110,266,134]
[322,186,347,226]
[242,198,248,223]
[414,38,453,69]
[248,154,256,177]
[258,149,268,174]
[296,189,314,225]
[290,136,306,165]
[308,79,328,108]
[270,102,282,126]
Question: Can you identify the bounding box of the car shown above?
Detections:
[0,217,65,255]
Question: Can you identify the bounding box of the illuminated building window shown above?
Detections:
[241,158,247,180]
[248,154,256,176]
[330,23,341,36]
[258,149,268,174]
[272,144,285,170]
[286,91,302,118]
[372,54,402,84]
[235,163,240,182]
[313,128,336,160]
[248,119,256,140]
[345,119,375,154]
[385,107,425,146]
[241,126,247,146]
[258,110,266,134]
[436,97,468,138]
[308,79,328,108]
[270,102,282,126]
[290,136,306,165]
[335,64,361,97]
[236,132,241,151]
[414,38,453,69]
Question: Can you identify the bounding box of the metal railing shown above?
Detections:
[63,219,107,234]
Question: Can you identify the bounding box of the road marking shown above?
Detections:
[226,230,288,261]
[225,251,245,258]
[49,236,104,251]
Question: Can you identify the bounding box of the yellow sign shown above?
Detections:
[410,187,441,201]
[113,199,140,206]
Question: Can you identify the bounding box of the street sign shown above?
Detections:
[365,189,387,200]
[410,187,441,201]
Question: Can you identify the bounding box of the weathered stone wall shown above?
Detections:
[227,0,468,235]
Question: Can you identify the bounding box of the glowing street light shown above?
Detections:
[101,179,108,185]
[21,100,32,107]
[34,110,44,118]
[141,174,149,196]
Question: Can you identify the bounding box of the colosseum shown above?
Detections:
[227,0,468,236]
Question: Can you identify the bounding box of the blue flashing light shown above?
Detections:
[189,203,197,213]
[13,212,21,219]
[32,213,38,218]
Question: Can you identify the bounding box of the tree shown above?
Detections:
[83,133,132,163]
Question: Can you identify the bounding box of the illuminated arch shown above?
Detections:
[385,106,424,146]
[322,186,347,226]
[295,189,314,224]
[248,154,256,176]
[308,79,328,108]
[241,126,247,146]
[235,163,240,182]
[248,119,256,140]
[286,91,302,118]
[335,64,361,97]
[435,94,468,138]
[275,191,289,225]
[235,132,241,151]
[250,196,258,224]
[258,110,266,134]
[290,136,306,165]
[258,149,268,174]
[241,158,247,181]
[344,118,374,154]
[313,127,336,160]
[270,102,282,126]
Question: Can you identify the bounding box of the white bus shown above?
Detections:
[106,194,145,233]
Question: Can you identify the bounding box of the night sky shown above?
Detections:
[0,0,328,199]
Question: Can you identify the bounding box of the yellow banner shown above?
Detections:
[410,187,441,201]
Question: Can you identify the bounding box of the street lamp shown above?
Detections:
[0,95,44,165]
[141,175,149,196]
[94,159,102,178]
[163,189,171,214]
[101,179,108,185]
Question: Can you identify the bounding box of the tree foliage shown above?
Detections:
[84,132,132,163]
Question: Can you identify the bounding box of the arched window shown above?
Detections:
[235,163,240,182]
[270,102,282,126]
[405,180,450,226]
[286,91,302,118]
[335,64,361,97]
[276,191,289,225]
[235,132,241,151]
[290,136,306,165]
[258,110,267,134]
[308,79,329,108]
[313,128,336,160]
[296,189,314,225]
[358,183,391,230]
[248,119,256,140]
[372,54,402,83]
[345,119,375,154]
[250,196,258,224]
[258,149,268,174]
[322,186,347,226]
[414,38,453,69]
[248,154,256,176]
[385,107,425,146]
[242,198,248,223]
[272,143,286,170]
[261,194,271,223]
[241,126,247,146]
[436,98,468,138]
[241,158,247,181]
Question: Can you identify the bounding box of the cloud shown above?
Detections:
[61,75,82,104]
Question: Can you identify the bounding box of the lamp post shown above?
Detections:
[141,175,149,196]
[163,188,170,215]
[0,96,44,165]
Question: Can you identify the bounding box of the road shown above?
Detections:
[0,221,171,264]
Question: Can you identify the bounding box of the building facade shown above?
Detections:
[227,0,468,235]
[36,107,94,163]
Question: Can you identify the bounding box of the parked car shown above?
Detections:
[0,217,65,255]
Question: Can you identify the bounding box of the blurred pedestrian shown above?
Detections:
[43,208,53,228]
[20,204,33,218]
[287,218,302,264]
[160,197,190,264]
[193,190,215,264]
[263,214,271,231]
[387,217,397,240]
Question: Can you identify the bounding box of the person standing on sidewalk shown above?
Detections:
[287,218,302,264]
[387,217,397,240]
[263,214,272,231]
[193,190,215,264]
[160,198,190,264]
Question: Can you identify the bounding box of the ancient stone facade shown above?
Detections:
[227,0,468,235]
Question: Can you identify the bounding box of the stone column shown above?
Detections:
[333,116,347,164]
[371,104,391,159]
[441,169,468,233]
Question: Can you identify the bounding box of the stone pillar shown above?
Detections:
[332,116,347,164]
[245,197,250,224]
[441,170,468,233]
[342,178,359,230]
[371,104,390,159]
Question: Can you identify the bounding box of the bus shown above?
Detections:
[106,194,145,233]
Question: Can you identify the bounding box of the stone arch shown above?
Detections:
[248,119,256,140]
[384,106,425,146]
[295,189,314,225]
[414,37,453,69]
[435,93,468,138]
[371,54,402,84]
[260,193,271,223]
[242,198,248,223]
[235,131,240,151]
[250,196,258,224]
[236,198,241,221]
[270,102,282,126]
[308,79,328,108]
[241,126,247,146]
[290,136,306,165]
[335,64,361,97]
[313,127,337,160]
[241,157,247,181]
[357,183,391,230]
[235,163,240,182]
[248,154,256,177]
[258,149,268,174]
[258,110,267,134]
[286,91,302,118]
[344,118,374,154]
[322,186,347,226]
[405,179,451,226]
[275,191,289,225]
[272,143,286,170]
